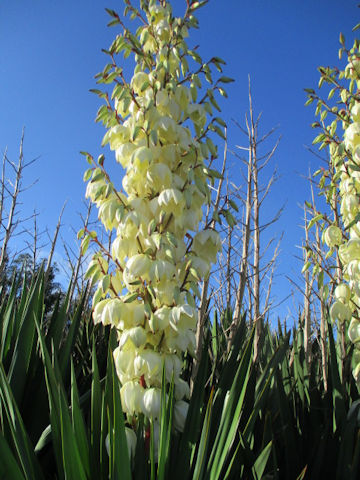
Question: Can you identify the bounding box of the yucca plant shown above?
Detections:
[0,264,286,478]
[2,267,360,478]
[262,319,360,479]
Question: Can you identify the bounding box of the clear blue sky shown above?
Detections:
[0,1,358,321]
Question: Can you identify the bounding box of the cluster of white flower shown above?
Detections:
[325,53,360,382]
[84,0,222,438]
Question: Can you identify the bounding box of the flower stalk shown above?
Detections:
[308,30,360,384]
[81,0,232,439]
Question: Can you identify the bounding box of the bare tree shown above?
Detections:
[0,130,38,275]
[226,80,282,358]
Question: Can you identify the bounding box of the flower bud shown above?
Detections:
[174,378,190,400]
[154,19,170,43]
[330,301,352,323]
[105,427,137,460]
[114,346,136,384]
[102,299,124,327]
[108,125,130,150]
[158,188,185,215]
[123,254,151,286]
[351,103,360,122]
[353,363,360,386]
[142,388,162,418]
[323,225,342,247]
[120,381,144,415]
[348,318,360,344]
[193,229,221,264]
[125,427,137,459]
[151,306,171,331]
[353,281,360,298]
[131,146,154,171]
[93,299,109,325]
[340,88,349,104]
[120,326,147,349]
[134,350,162,383]
[147,163,172,192]
[346,259,360,279]
[173,400,189,432]
[335,283,351,304]
[345,57,360,80]
[339,239,360,265]
[344,122,360,151]
[131,72,149,95]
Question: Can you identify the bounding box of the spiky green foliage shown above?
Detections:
[1,268,360,478]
